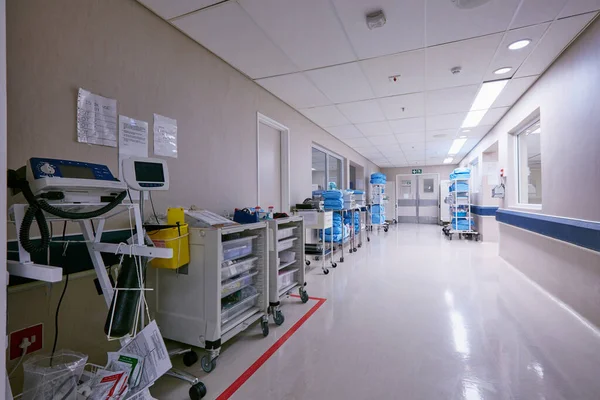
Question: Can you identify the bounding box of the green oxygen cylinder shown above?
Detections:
[104,256,147,337]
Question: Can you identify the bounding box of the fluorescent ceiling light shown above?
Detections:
[462,129,471,133]
[494,67,512,75]
[461,110,487,128]
[470,80,509,111]
[448,138,467,155]
[459,135,467,139]
[443,157,454,164]
[508,39,531,50]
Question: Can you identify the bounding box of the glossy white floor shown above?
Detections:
[151,224,600,400]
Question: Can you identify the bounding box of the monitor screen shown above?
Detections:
[58,164,96,180]
[134,161,165,182]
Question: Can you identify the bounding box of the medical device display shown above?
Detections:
[122,157,169,191]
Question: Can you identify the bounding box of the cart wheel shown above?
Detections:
[393,219,397,224]
[449,234,453,241]
[348,248,353,253]
[201,355,217,373]
[299,289,309,303]
[261,320,269,337]
[332,262,337,268]
[358,243,362,248]
[314,256,320,261]
[323,268,330,275]
[384,227,388,232]
[353,248,357,252]
[305,260,311,266]
[340,257,345,263]
[367,237,371,242]
[476,235,480,242]
[273,310,285,326]
[189,382,207,400]
[183,351,198,367]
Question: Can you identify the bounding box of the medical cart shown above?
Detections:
[295,210,337,274]
[442,177,480,241]
[369,183,389,232]
[267,217,309,325]
[154,222,270,374]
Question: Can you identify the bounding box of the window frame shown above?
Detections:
[312,144,345,190]
[515,119,542,210]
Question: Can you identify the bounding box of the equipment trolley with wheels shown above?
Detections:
[154,222,270,374]
[442,173,480,241]
[267,217,309,326]
[295,210,336,274]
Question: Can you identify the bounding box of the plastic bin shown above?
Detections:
[221,287,259,325]
[22,350,88,400]
[221,271,257,298]
[149,224,190,269]
[277,226,297,240]
[222,236,255,262]
[278,237,297,252]
[221,256,258,280]
[278,268,298,289]
[279,251,295,263]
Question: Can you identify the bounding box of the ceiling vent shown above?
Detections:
[451,0,492,9]
[366,10,386,30]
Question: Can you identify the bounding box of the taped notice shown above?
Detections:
[153,114,178,158]
[77,88,118,147]
[119,115,148,200]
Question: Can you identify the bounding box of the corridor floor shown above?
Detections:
[152,224,600,399]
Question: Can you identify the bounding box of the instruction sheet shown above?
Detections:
[153,113,178,158]
[119,115,148,200]
[77,88,118,147]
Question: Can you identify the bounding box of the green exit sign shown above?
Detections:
[412,169,422,174]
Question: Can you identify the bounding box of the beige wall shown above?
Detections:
[5,0,379,391]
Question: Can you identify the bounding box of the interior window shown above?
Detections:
[328,154,342,189]
[312,148,326,191]
[517,120,542,205]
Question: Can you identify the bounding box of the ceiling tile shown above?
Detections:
[138,0,224,20]
[379,92,426,120]
[327,124,364,139]
[360,50,425,97]
[426,85,479,116]
[426,34,504,90]
[510,0,567,29]
[173,2,298,79]
[492,76,538,108]
[381,151,405,159]
[306,63,374,103]
[515,12,597,78]
[337,99,385,124]
[239,0,356,70]
[483,24,550,81]
[256,73,331,108]
[459,125,494,139]
[377,144,402,152]
[425,0,520,46]
[396,132,426,143]
[368,135,399,146]
[426,140,454,152]
[389,117,426,134]
[356,121,392,136]
[401,142,426,152]
[426,113,466,131]
[481,107,509,126]
[425,129,457,142]
[356,147,383,157]
[344,137,372,148]
[331,0,425,59]
[300,106,349,127]
[559,0,600,17]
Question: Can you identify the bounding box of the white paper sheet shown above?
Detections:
[120,321,172,394]
[119,115,148,200]
[153,114,178,158]
[297,211,318,227]
[77,88,118,147]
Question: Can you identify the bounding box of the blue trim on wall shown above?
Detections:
[496,209,600,253]
[471,205,499,216]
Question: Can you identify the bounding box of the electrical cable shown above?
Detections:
[149,191,160,224]
[51,222,69,365]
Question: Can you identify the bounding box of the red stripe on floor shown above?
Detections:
[216,296,326,400]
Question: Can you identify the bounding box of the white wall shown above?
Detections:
[380,165,457,181]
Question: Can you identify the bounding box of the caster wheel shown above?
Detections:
[353,248,357,252]
[274,310,285,326]
[449,235,453,241]
[367,237,371,242]
[299,289,309,303]
[384,228,388,233]
[358,244,362,248]
[340,257,344,263]
[201,355,216,373]
[323,268,330,275]
[183,351,198,367]
[315,256,320,261]
[332,262,337,268]
[393,219,397,224]
[305,260,311,266]
[261,320,269,337]
[349,248,353,253]
[189,382,207,400]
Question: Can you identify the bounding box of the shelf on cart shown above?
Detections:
[221,271,257,298]
[278,259,297,271]
[279,281,299,297]
[221,256,258,281]
[221,293,260,326]
[221,307,261,335]
[277,226,297,241]
[305,248,332,256]
[278,237,298,252]
[222,235,258,262]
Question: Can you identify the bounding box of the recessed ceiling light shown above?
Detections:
[448,138,468,155]
[462,129,471,133]
[494,67,512,75]
[508,39,531,50]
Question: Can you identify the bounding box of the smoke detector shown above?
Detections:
[451,0,492,9]
[451,66,462,75]
[366,10,386,30]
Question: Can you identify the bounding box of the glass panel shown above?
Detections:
[312,148,326,191]
[423,178,434,193]
[518,121,542,204]
[328,154,342,189]
[400,180,412,199]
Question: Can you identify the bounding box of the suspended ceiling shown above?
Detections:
[138,0,599,167]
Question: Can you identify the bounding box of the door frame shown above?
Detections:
[396,173,440,224]
[256,112,290,212]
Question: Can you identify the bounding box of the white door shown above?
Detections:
[396,174,418,223]
[417,174,439,224]
[385,180,397,221]
[258,122,281,211]
[440,180,451,223]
